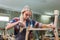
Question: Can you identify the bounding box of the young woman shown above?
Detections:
[5,5,55,40]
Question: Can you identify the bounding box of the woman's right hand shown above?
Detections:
[18,21,25,27]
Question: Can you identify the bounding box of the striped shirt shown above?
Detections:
[9,17,42,35]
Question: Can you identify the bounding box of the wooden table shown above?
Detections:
[25,27,52,40]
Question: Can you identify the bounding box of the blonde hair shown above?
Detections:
[21,5,32,13]
[20,5,32,21]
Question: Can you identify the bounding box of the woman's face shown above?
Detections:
[23,11,32,20]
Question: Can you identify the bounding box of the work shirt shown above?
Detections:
[9,17,42,40]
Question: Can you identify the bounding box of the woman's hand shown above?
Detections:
[18,21,25,27]
[47,23,56,29]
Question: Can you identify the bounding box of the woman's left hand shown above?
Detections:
[48,23,56,29]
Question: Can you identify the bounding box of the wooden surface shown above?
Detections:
[28,28,52,31]
[25,27,52,40]
[54,10,59,40]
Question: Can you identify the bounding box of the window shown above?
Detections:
[41,15,51,23]
[0,16,9,21]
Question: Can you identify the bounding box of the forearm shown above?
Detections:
[35,22,55,28]
[41,24,50,28]
[41,24,54,28]
[5,21,19,30]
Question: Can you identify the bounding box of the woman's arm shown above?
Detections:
[35,22,55,29]
[5,21,19,30]
[41,24,55,28]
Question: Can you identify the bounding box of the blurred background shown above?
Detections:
[0,0,60,40]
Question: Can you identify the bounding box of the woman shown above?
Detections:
[5,5,55,40]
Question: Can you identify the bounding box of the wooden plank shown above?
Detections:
[54,10,59,40]
[28,28,52,30]
[25,27,52,40]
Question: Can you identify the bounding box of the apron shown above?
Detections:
[15,19,35,40]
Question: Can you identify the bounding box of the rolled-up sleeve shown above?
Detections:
[9,19,16,23]
[9,17,19,23]
[35,21,42,28]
